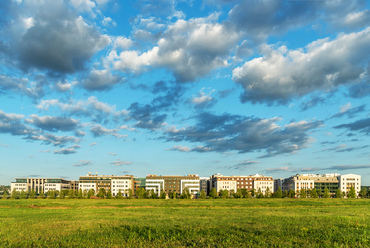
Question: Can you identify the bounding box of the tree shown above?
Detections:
[29,189,36,199]
[136,188,145,199]
[323,187,330,198]
[68,189,74,199]
[335,188,342,198]
[171,191,177,199]
[251,188,256,198]
[199,190,207,199]
[47,190,56,199]
[310,188,318,198]
[160,191,166,199]
[241,189,249,198]
[348,186,356,198]
[87,189,95,199]
[359,187,367,198]
[299,189,307,199]
[288,189,295,198]
[116,189,123,199]
[256,188,264,198]
[19,190,28,199]
[98,188,106,199]
[265,187,271,198]
[128,189,133,199]
[209,188,218,199]
[234,189,243,198]
[106,190,113,199]
[181,188,191,199]
[143,190,149,199]
[39,189,45,199]
[2,189,9,200]
[275,187,283,198]
[78,189,83,199]
[220,189,229,199]
[149,189,158,199]
[11,189,19,199]
[59,190,65,199]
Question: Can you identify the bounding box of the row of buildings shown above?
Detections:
[10,172,362,197]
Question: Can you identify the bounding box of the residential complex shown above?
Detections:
[210,173,274,195]
[10,172,363,198]
[11,178,78,193]
[276,173,361,197]
[145,174,200,196]
[78,172,134,197]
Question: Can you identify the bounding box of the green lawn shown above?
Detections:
[0,199,369,247]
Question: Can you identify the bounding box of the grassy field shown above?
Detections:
[0,199,369,247]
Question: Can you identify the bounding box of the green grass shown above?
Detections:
[0,199,369,247]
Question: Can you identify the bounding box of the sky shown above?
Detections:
[0,0,370,185]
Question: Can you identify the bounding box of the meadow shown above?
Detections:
[0,199,369,247]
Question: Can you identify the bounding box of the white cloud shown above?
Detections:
[109,14,241,82]
[233,27,370,104]
[114,37,133,50]
[102,16,116,27]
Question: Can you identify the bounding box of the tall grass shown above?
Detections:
[0,199,369,247]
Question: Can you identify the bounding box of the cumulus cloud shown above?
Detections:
[191,88,217,109]
[25,115,79,132]
[163,112,323,157]
[0,74,46,99]
[233,28,370,104]
[37,96,121,123]
[167,145,191,152]
[0,110,80,147]
[54,145,80,155]
[114,36,133,50]
[82,69,123,91]
[108,13,240,82]
[228,0,370,42]
[17,1,109,73]
[90,124,127,138]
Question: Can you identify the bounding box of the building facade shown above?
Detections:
[339,174,361,196]
[78,173,134,197]
[210,173,274,195]
[145,174,200,196]
[11,178,77,193]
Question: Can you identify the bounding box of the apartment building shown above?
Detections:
[11,178,77,193]
[274,178,285,192]
[282,173,354,196]
[79,172,134,197]
[199,177,210,195]
[339,174,361,196]
[210,173,274,195]
[145,174,200,196]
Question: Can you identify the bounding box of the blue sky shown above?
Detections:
[1,0,370,185]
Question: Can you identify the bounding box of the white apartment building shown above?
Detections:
[78,173,134,197]
[251,174,274,195]
[11,178,76,193]
[339,174,361,197]
[209,173,273,195]
[111,178,133,196]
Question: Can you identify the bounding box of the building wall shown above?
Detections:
[146,175,200,195]
[339,174,361,196]
[78,173,134,196]
[11,178,74,194]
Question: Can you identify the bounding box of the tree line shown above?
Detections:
[1,186,369,199]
